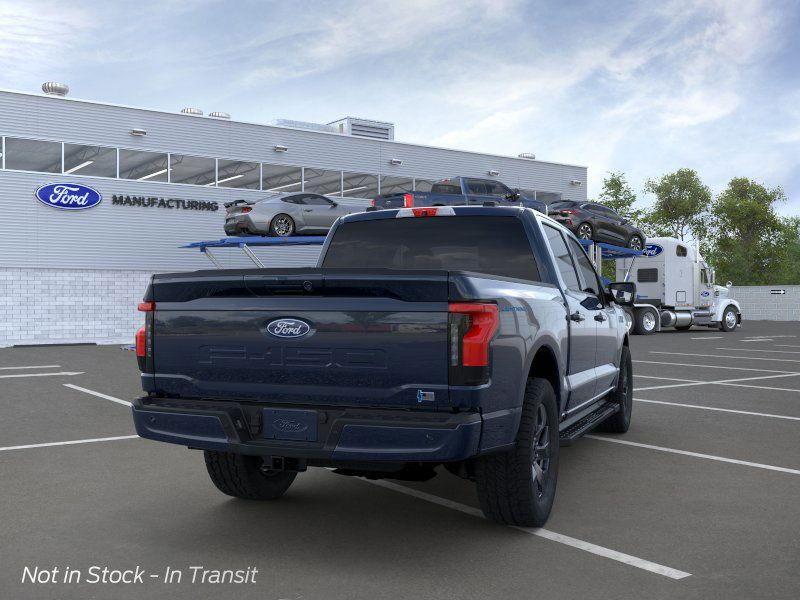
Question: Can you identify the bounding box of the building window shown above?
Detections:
[119,149,169,182]
[170,154,216,186]
[63,144,117,177]
[342,172,379,199]
[414,178,436,192]
[217,159,260,189]
[262,163,302,193]
[379,175,413,195]
[4,137,61,173]
[304,168,342,196]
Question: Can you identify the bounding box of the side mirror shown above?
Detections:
[726,281,732,288]
[606,281,636,306]
[330,201,338,208]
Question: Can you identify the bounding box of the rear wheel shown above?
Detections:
[577,223,593,240]
[269,214,295,237]
[204,451,297,500]
[632,308,657,335]
[596,346,633,433]
[475,378,559,527]
[720,306,738,332]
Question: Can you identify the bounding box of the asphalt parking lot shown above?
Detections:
[2,321,799,600]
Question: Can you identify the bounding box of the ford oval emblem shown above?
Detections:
[266,318,311,338]
[642,243,663,257]
[35,183,102,210]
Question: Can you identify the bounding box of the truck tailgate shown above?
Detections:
[147,269,450,409]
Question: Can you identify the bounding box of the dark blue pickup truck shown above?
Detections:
[373,176,548,214]
[132,206,634,526]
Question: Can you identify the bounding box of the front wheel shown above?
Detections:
[632,307,657,335]
[719,306,739,332]
[475,378,559,527]
[269,214,295,237]
[204,451,297,500]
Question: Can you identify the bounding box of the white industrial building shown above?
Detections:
[0,84,588,346]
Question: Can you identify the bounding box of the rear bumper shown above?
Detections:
[131,396,482,463]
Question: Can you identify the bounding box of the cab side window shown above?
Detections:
[543,225,581,292]
[567,236,603,299]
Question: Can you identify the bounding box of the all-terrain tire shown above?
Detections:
[475,378,559,527]
[596,346,633,433]
[204,451,297,500]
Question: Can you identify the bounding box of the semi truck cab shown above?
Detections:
[616,237,741,334]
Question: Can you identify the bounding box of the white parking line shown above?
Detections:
[776,345,800,349]
[690,336,723,340]
[0,365,61,370]
[740,339,773,343]
[0,435,139,453]
[634,360,797,374]
[0,371,84,379]
[63,384,132,407]
[586,436,800,476]
[359,478,691,579]
[634,372,800,391]
[635,375,701,383]
[650,351,800,364]
[715,348,800,354]
[634,398,800,422]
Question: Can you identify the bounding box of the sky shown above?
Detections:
[1,0,799,213]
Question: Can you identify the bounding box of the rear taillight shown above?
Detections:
[370,198,376,207]
[241,207,252,213]
[448,302,499,386]
[135,327,146,358]
[403,193,413,208]
[558,209,577,216]
[136,301,155,371]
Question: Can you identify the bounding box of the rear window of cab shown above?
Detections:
[322,216,541,282]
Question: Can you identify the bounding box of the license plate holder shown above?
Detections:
[261,408,318,442]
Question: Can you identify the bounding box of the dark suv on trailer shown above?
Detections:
[548,200,645,250]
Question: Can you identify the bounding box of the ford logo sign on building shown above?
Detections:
[35,183,102,210]
[266,318,311,338]
[642,244,663,257]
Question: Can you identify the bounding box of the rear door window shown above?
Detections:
[566,236,603,296]
[430,181,462,194]
[542,225,581,291]
[323,216,540,281]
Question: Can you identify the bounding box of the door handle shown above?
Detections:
[303,209,313,212]
[594,314,606,322]
[569,311,585,322]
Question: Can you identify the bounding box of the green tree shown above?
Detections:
[598,171,643,224]
[706,178,787,285]
[642,168,711,241]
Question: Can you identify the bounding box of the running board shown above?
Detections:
[559,401,619,446]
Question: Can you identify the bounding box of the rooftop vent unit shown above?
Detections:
[518,152,536,160]
[42,82,69,96]
[209,111,230,119]
[328,117,394,141]
[269,119,337,134]
[180,107,203,116]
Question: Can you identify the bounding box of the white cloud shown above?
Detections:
[0,1,90,82]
